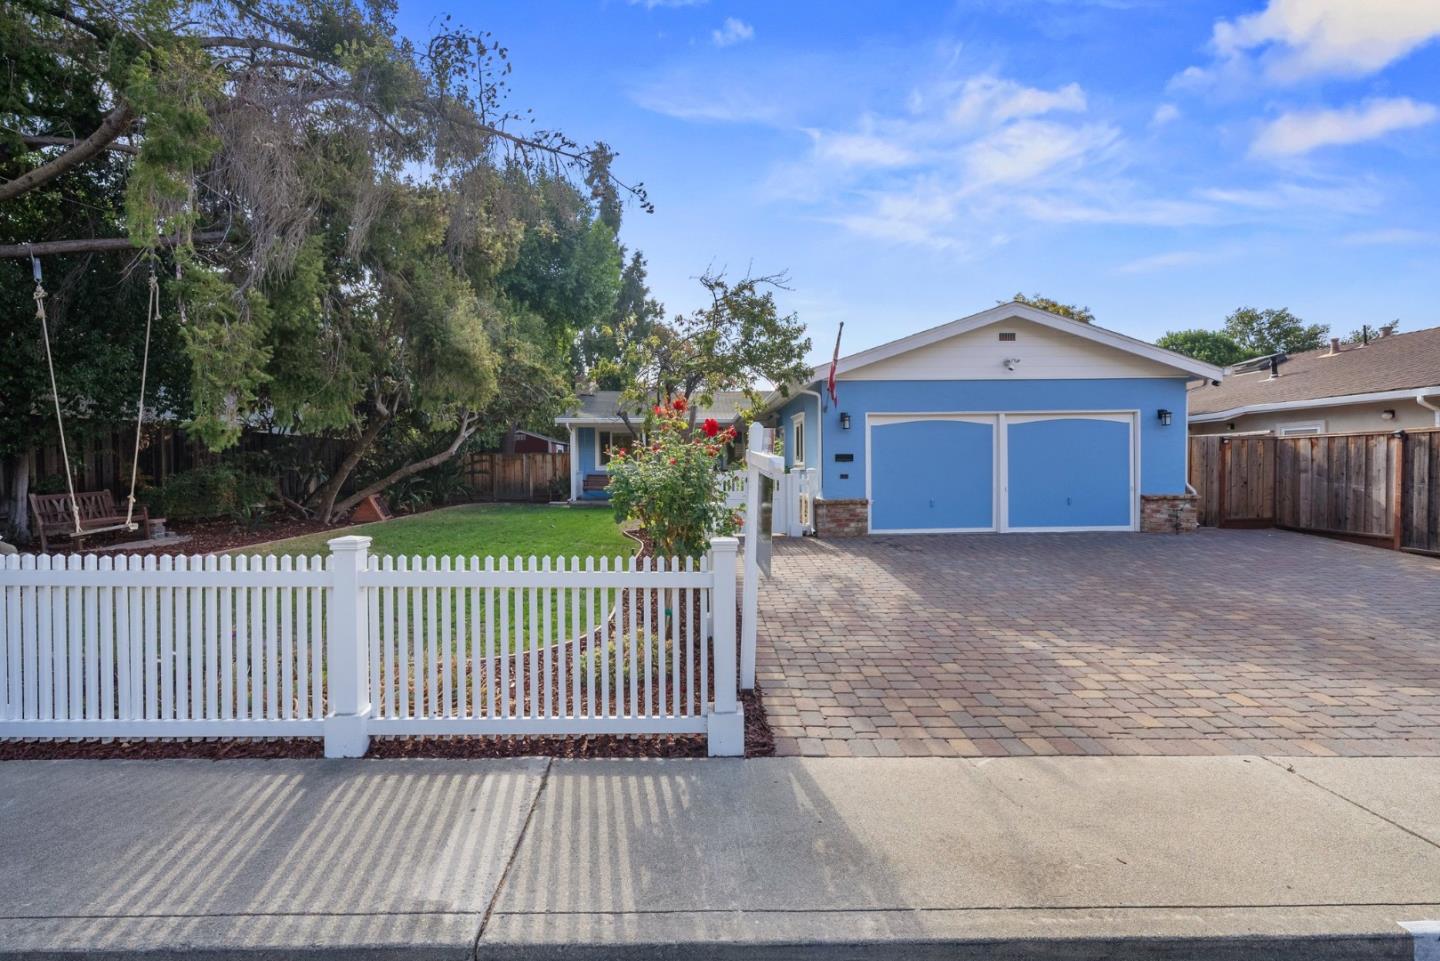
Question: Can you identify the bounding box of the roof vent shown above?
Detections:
[1380,323,1396,338]
[1328,337,1341,355]
[998,331,1017,342]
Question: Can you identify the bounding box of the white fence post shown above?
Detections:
[325,536,372,758]
[740,424,764,690]
[706,535,743,756]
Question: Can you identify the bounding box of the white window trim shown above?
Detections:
[595,428,638,470]
[792,413,806,467]
[1276,420,1325,437]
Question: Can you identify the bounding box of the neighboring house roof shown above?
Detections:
[761,301,1223,411]
[556,390,750,425]
[1189,326,1440,422]
[514,429,566,445]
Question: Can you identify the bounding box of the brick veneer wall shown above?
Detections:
[815,498,869,537]
[1140,493,1198,534]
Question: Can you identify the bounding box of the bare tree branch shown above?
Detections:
[0,229,230,258]
[328,413,479,520]
[15,134,139,155]
[0,103,134,202]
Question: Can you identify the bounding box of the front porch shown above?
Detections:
[557,420,620,502]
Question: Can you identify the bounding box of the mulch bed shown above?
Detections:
[0,738,325,761]
[0,686,775,761]
[61,515,344,556]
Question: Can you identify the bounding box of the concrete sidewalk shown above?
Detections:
[1,756,1438,960]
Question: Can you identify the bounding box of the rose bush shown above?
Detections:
[605,397,741,559]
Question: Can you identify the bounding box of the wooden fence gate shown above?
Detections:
[1189,429,1440,555]
[461,453,569,502]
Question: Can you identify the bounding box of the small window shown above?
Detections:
[597,429,636,468]
[998,331,1017,342]
[792,414,806,467]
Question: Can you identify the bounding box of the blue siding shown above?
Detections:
[820,378,1190,503]
[871,419,993,530]
[775,392,821,469]
[1007,418,1131,527]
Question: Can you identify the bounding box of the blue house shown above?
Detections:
[556,390,748,502]
[763,302,1223,535]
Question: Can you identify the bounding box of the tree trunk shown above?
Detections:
[309,413,391,524]
[0,103,134,203]
[328,417,477,520]
[4,451,32,543]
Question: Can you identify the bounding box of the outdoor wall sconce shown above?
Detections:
[1157,409,1173,427]
[839,412,852,430]
[1381,409,1396,421]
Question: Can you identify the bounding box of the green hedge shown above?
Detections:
[143,465,273,522]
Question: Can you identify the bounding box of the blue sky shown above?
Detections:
[398,0,1440,363]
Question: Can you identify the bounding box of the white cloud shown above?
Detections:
[1115,249,1229,274]
[1251,98,1438,157]
[946,76,1087,126]
[963,120,1119,188]
[711,17,754,47]
[1179,0,1440,87]
[1341,227,1438,246]
[806,128,915,168]
[1151,103,1180,126]
[1200,180,1382,214]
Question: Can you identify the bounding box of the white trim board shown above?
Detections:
[1189,385,1440,423]
[830,303,1223,382]
[864,410,1140,535]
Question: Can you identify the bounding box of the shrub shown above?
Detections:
[605,396,741,559]
[144,464,273,522]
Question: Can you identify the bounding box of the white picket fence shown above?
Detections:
[0,536,743,756]
[717,470,748,510]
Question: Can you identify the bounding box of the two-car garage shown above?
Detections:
[867,412,1137,533]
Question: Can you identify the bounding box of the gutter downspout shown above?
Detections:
[1418,390,1440,427]
[797,386,825,497]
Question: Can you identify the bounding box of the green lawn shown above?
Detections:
[240,503,636,560]
[233,504,638,658]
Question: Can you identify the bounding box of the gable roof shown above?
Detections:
[1189,325,1440,421]
[556,390,749,425]
[824,302,1224,382]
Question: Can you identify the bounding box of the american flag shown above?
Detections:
[827,322,844,405]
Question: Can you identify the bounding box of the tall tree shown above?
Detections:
[600,271,812,424]
[578,250,665,390]
[1006,292,1095,324]
[3,0,643,525]
[1223,307,1328,356]
[1154,329,1247,367]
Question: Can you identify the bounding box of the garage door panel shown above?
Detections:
[1006,417,1132,529]
[871,418,994,531]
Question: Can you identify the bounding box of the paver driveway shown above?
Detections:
[757,529,1440,758]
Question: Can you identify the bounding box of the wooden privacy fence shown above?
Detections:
[462,452,569,502]
[1189,430,1440,555]
[0,536,744,755]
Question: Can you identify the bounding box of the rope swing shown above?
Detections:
[30,250,158,540]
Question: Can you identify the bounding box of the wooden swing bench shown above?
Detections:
[29,491,155,553]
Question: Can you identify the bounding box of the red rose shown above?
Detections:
[726,426,739,440]
[669,457,677,465]
[653,405,664,416]
[672,395,687,412]
[702,417,720,437]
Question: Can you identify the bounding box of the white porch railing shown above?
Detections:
[0,536,742,756]
[717,470,748,510]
